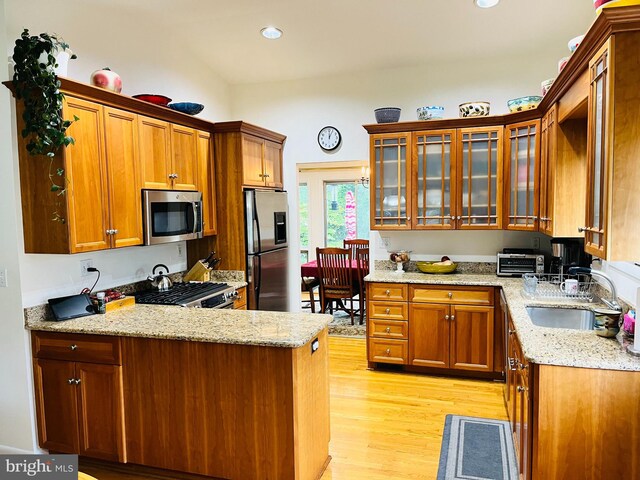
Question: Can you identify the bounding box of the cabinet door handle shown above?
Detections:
[68,378,75,385]
[517,386,525,393]
[450,314,455,321]
[385,308,391,314]
[578,226,588,233]
[509,329,516,335]
[70,344,77,351]
[264,173,270,178]
[519,363,528,371]
[445,314,450,320]
[112,229,118,235]
[74,378,81,385]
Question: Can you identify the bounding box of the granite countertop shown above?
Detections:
[365,271,640,372]
[25,304,330,349]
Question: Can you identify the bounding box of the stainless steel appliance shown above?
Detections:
[550,238,591,275]
[496,249,544,277]
[142,190,203,245]
[135,282,238,309]
[245,190,289,311]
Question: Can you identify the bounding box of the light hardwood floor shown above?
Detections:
[80,336,508,480]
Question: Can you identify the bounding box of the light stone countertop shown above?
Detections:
[25,304,330,349]
[365,271,640,372]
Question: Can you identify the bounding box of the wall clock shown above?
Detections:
[318,126,341,151]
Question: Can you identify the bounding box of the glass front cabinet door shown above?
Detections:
[583,39,612,258]
[370,133,412,230]
[456,127,503,229]
[412,130,457,229]
[504,120,540,231]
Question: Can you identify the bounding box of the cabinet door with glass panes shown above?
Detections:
[456,127,503,229]
[504,120,540,231]
[412,130,457,229]
[370,133,412,230]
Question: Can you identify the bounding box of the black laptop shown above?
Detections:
[48,293,95,321]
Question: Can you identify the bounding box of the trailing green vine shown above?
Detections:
[12,28,78,203]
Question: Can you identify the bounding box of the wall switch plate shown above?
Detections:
[177,244,184,257]
[0,269,7,288]
[377,235,391,249]
[80,259,94,277]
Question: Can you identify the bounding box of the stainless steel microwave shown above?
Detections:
[142,190,203,245]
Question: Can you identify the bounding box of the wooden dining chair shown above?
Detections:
[343,239,369,260]
[316,247,357,324]
[356,248,370,325]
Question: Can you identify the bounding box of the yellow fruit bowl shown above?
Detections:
[416,261,458,274]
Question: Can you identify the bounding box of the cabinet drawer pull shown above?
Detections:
[385,308,391,314]
[448,292,453,298]
[385,289,391,296]
[385,348,391,355]
[385,327,391,333]
[517,386,525,393]
[70,344,77,351]
[509,329,516,335]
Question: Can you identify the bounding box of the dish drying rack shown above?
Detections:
[521,273,595,302]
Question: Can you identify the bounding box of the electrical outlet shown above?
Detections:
[378,236,391,249]
[177,244,184,257]
[0,268,7,288]
[80,259,94,277]
[532,237,540,250]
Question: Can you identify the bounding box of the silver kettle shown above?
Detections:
[147,264,173,291]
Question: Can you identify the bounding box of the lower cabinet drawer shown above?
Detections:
[368,301,408,321]
[233,287,247,309]
[368,338,408,365]
[32,331,121,365]
[410,286,494,305]
[369,319,408,339]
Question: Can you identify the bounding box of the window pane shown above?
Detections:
[325,181,370,247]
[299,183,309,249]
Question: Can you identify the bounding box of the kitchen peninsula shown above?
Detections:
[26,306,331,480]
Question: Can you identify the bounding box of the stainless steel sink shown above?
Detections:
[526,307,595,330]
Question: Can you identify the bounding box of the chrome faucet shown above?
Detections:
[567,267,621,311]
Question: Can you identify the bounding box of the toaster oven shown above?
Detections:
[496,253,544,277]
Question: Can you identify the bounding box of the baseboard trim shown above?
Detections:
[0,445,37,454]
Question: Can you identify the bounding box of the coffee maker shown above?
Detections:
[550,238,591,275]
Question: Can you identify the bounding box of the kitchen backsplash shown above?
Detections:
[375,260,496,274]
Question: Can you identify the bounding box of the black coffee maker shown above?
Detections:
[550,238,591,275]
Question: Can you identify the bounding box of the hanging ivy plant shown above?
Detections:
[12,28,78,206]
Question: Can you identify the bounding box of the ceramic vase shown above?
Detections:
[90,67,122,93]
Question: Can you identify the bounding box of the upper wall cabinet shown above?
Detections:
[7,78,220,254]
[242,134,284,189]
[504,120,540,231]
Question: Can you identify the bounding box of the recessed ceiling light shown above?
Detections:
[475,0,500,7]
[261,26,283,40]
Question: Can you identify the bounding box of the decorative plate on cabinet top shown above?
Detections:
[132,94,172,106]
[168,102,205,115]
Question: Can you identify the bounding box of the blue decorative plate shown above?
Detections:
[168,102,204,115]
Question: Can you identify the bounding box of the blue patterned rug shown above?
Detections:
[437,415,519,480]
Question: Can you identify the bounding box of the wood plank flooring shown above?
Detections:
[80,336,508,480]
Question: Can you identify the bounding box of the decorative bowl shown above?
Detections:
[416,261,458,274]
[374,107,401,123]
[541,78,555,97]
[459,101,490,118]
[595,0,640,15]
[568,34,585,53]
[417,106,445,120]
[133,94,172,106]
[168,102,205,115]
[507,96,543,113]
[558,56,570,73]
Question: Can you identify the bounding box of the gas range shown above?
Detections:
[135,282,239,309]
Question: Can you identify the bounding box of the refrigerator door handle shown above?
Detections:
[255,255,262,310]
[253,194,262,251]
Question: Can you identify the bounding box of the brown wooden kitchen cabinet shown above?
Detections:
[538,107,556,236]
[139,117,198,191]
[31,332,125,462]
[233,286,247,309]
[196,130,217,236]
[504,120,540,231]
[241,134,283,188]
[366,282,497,375]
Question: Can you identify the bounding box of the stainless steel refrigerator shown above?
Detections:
[245,190,289,311]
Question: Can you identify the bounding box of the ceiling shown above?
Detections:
[6,0,596,85]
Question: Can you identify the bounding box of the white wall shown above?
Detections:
[231,52,563,309]
[0,0,36,453]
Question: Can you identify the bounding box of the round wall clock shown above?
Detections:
[318,126,341,151]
